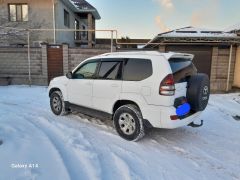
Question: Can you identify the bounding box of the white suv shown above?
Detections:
[48,51,210,141]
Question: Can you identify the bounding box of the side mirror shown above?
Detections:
[66,72,73,79]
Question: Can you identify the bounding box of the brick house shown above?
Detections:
[145,26,240,92]
[0,0,100,47]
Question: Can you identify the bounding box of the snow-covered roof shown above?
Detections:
[70,0,101,19]
[61,0,101,20]
[143,26,240,49]
[159,26,236,38]
[224,23,240,32]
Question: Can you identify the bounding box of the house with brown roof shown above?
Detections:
[0,0,100,47]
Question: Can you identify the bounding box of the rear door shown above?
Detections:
[166,46,212,77]
[168,56,196,98]
[121,58,153,102]
[92,59,123,113]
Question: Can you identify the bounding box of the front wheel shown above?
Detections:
[113,104,145,141]
[50,91,68,116]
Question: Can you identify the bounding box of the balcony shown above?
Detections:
[74,31,96,46]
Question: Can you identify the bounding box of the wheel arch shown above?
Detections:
[48,86,68,101]
[112,100,141,114]
[49,87,61,97]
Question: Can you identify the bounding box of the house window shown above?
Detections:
[74,19,80,40]
[9,4,28,22]
[81,25,87,40]
[64,9,70,27]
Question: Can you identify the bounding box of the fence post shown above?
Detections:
[41,43,48,85]
[27,31,32,86]
[62,43,69,75]
[226,45,233,92]
[111,30,113,52]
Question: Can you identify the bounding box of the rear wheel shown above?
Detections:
[50,91,68,116]
[113,104,145,141]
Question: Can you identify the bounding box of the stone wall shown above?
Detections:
[210,46,236,92]
[0,45,111,86]
[66,47,110,72]
[0,47,48,85]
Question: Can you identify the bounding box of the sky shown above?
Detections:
[87,0,240,39]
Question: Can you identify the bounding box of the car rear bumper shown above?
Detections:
[142,105,202,129]
[161,111,202,129]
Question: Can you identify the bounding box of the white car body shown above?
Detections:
[48,51,202,129]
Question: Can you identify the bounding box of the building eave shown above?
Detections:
[144,36,240,49]
[76,9,101,20]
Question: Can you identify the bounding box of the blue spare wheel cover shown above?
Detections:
[176,103,191,117]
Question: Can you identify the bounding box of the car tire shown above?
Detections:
[187,73,210,112]
[50,91,68,116]
[113,104,145,141]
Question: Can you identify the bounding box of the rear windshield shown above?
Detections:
[169,58,197,83]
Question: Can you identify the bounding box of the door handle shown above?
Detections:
[85,82,93,86]
[111,84,119,87]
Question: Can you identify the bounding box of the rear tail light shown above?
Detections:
[160,74,175,96]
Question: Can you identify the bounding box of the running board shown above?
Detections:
[188,120,203,128]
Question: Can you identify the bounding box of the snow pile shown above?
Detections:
[0,86,240,180]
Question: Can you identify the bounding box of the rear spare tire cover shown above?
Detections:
[187,73,210,111]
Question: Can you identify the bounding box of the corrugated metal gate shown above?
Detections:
[47,45,63,83]
[166,45,212,78]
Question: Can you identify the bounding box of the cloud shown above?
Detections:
[191,0,219,27]
[155,16,170,32]
[191,12,204,26]
[155,0,174,9]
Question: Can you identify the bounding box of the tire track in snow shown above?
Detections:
[42,116,124,180]
[0,101,100,180]
[25,114,101,180]
[2,100,104,180]
[111,153,132,180]
[42,114,141,180]
[0,104,71,180]
[22,116,73,180]
[1,100,185,180]
[2,99,105,180]
[155,135,239,179]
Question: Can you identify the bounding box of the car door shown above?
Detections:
[67,60,99,108]
[92,59,123,113]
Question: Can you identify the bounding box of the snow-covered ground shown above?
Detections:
[0,86,240,180]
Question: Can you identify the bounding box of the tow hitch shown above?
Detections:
[188,120,203,128]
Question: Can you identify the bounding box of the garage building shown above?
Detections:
[145,27,240,92]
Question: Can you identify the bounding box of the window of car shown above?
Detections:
[169,58,197,83]
[73,62,98,79]
[98,61,122,80]
[123,58,152,81]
